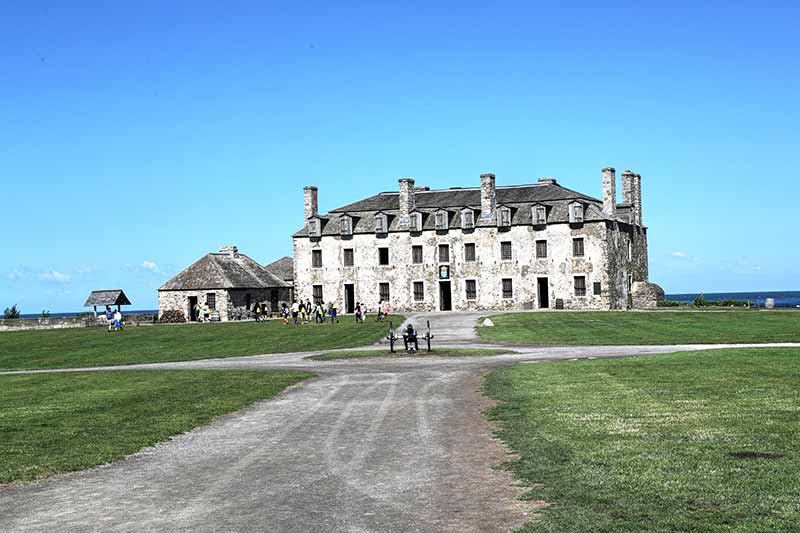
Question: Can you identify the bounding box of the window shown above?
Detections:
[308,219,321,237]
[410,212,422,232]
[378,247,389,265]
[466,280,477,300]
[438,244,450,263]
[573,238,585,257]
[379,282,390,302]
[375,213,387,234]
[413,281,424,301]
[245,293,252,309]
[502,278,513,299]
[340,216,352,236]
[593,282,602,295]
[312,249,322,268]
[533,205,547,225]
[574,276,587,297]
[313,284,323,304]
[343,248,354,267]
[435,211,448,231]
[570,203,584,223]
[501,241,512,261]
[464,243,476,262]
[498,206,512,227]
[462,209,475,229]
[206,293,216,309]
[535,240,547,259]
[412,245,423,264]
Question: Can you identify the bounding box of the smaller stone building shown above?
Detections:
[158,246,291,322]
[265,256,294,286]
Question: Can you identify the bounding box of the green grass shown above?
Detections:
[0,315,404,371]
[305,347,516,361]
[484,348,800,532]
[478,310,800,345]
[0,369,310,483]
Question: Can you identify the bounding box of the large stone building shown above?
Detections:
[292,169,662,313]
[159,246,292,321]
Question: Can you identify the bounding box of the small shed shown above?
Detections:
[84,290,132,316]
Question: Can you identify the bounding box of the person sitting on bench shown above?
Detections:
[403,323,419,353]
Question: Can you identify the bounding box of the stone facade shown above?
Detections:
[158,287,291,321]
[293,169,657,312]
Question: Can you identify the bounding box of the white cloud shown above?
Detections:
[142,261,159,272]
[6,270,22,281]
[40,270,71,283]
[671,251,689,258]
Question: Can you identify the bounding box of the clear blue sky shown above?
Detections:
[2,1,798,312]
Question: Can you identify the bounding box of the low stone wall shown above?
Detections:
[0,314,158,332]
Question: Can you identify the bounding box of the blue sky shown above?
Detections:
[2,1,798,312]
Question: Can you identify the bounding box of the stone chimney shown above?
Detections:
[601,167,616,218]
[480,173,496,221]
[621,170,635,206]
[219,245,239,257]
[634,173,643,225]
[303,186,318,221]
[398,177,415,228]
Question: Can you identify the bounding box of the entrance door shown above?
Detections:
[188,296,198,321]
[270,290,279,312]
[537,278,549,309]
[344,284,355,314]
[439,281,452,311]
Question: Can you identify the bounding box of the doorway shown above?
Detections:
[270,290,278,312]
[188,296,198,321]
[537,278,549,309]
[344,284,355,313]
[439,281,452,311]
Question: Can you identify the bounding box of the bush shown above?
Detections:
[159,310,186,323]
[658,300,686,307]
[3,305,21,319]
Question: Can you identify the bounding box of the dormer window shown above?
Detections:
[461,209,475,230]
[569,203,585,224]
[409,212,422,232]
[340,216,352,236]
[498,206,512,228]
[375,213,388,234]
[533,205,547,225]
[435,210,449,231]
[308,218,321,237]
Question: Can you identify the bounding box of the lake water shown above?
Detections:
[18,310,158,319]
[665,291,800,308]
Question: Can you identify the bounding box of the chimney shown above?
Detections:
[621,170,635,206]
[303,186,318,221]
[634,173,643,225]
[480,173,496,221]
[398,177,415,228]
[219,245,239,257]
[601,167,616,217]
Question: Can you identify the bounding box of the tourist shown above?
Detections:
[203,303,210,322]
[194,302,202,322]
[360,303,367,322]
[113,309,123,331]
[105,305,114,332]
[403,323,418,353]
[355,302,362,323]
[377,300,384,321]
[316,302,324,324]
[291,300,300,324]
[382,301,390,320]
[329,301,338,323]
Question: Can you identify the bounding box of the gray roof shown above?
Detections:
[264,256,294,282]
[159,249,290,291]
[294,181,623,237]
[84,290,131,307]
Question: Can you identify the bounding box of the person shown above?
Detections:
[105,305,114,332]
[360,303,367,323]
[377,300,384,321]
[382,301,390,320]
[291,300,300,324]
[203,303,210,323]
[194,302,202,323]
[255,303,262,321]
[355,302,362,323]
[113,309,123,332]
[403,323,418,353]
[329,301,338,323]
[316,302,324,324]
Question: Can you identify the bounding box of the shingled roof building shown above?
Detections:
[158,246,291,321]
[293,170,662,312]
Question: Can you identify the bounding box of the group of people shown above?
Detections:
[193,303,212,322]
[287,300,340,325]
[104,306,123,332]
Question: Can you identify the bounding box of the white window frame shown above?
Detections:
[340,216,352,236]
[569,202,584,224]
[375,213,388,234]
[498,206,512,227]
[461,208,475,230]
[308,218,321,237]
[435,210,449,231]
[409,212,422,232]
[533,205,547,225]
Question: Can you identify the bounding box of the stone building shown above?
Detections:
[158,246,291,321]
[292,169,662,313]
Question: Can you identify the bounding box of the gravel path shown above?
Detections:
[3,312,799,532]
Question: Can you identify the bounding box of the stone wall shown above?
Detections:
[158,287,292,322]
[0,314,157,332]
[294,220,637,312]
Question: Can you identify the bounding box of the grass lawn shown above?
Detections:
[305,347,516,361]
[478,310,800,345]
[0,315,404,371]
[0,369,310,483]
[484,348,800,531]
